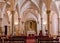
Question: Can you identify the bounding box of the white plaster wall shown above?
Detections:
[51,12,58,35]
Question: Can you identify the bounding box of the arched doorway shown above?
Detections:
[25,20,37,36]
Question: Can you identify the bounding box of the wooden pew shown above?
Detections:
[4,36,26,43]
[36,36,59,43]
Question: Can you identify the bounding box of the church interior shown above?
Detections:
[0,0,60,43]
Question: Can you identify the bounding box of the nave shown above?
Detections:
[0,0,60,43]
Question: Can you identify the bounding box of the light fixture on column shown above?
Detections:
[43,21,47,35]
[43,22,47,30]
[14,22,18,25]
[43,21,47,25]
[43,21,47,30]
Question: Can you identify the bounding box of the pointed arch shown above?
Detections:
[20,0,40,12]
[50,11,58,35]
[22,9,39,21]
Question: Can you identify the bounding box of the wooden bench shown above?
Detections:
[4,36,26,43]
[36,36,59,43]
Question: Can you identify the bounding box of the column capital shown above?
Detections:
[11,11,15,15]
[46,10,51,35]
[11,11,15,13]
[46,10,51,14]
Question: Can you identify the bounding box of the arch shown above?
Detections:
[20,15,37,36]
[50,11,58,35]
[50,1,59,16]
[24,20,37,36]
[23,9,38,20]
[50,1,59,35]
[25,20,37,25]
[20,0,40,12]
[20,1,39,15]
[21,11,41,35]
[22,12,38,23]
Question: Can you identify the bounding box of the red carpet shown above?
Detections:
[26,39,36,43]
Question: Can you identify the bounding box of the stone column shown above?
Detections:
[0,18,2,34]
[58,18,60,35]
[10,0,15,35]
[21,21,25,35]
[18,18,20,35]
[46,10,51,35]
[57,17,59,35]
[23,22,25,35]
[11,11,15,35]
[41,17,43,31]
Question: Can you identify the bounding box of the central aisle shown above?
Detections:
[26,36,36,43]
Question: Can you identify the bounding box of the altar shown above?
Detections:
[27,30,36,36]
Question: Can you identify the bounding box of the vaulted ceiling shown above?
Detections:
[0,0,60,23]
